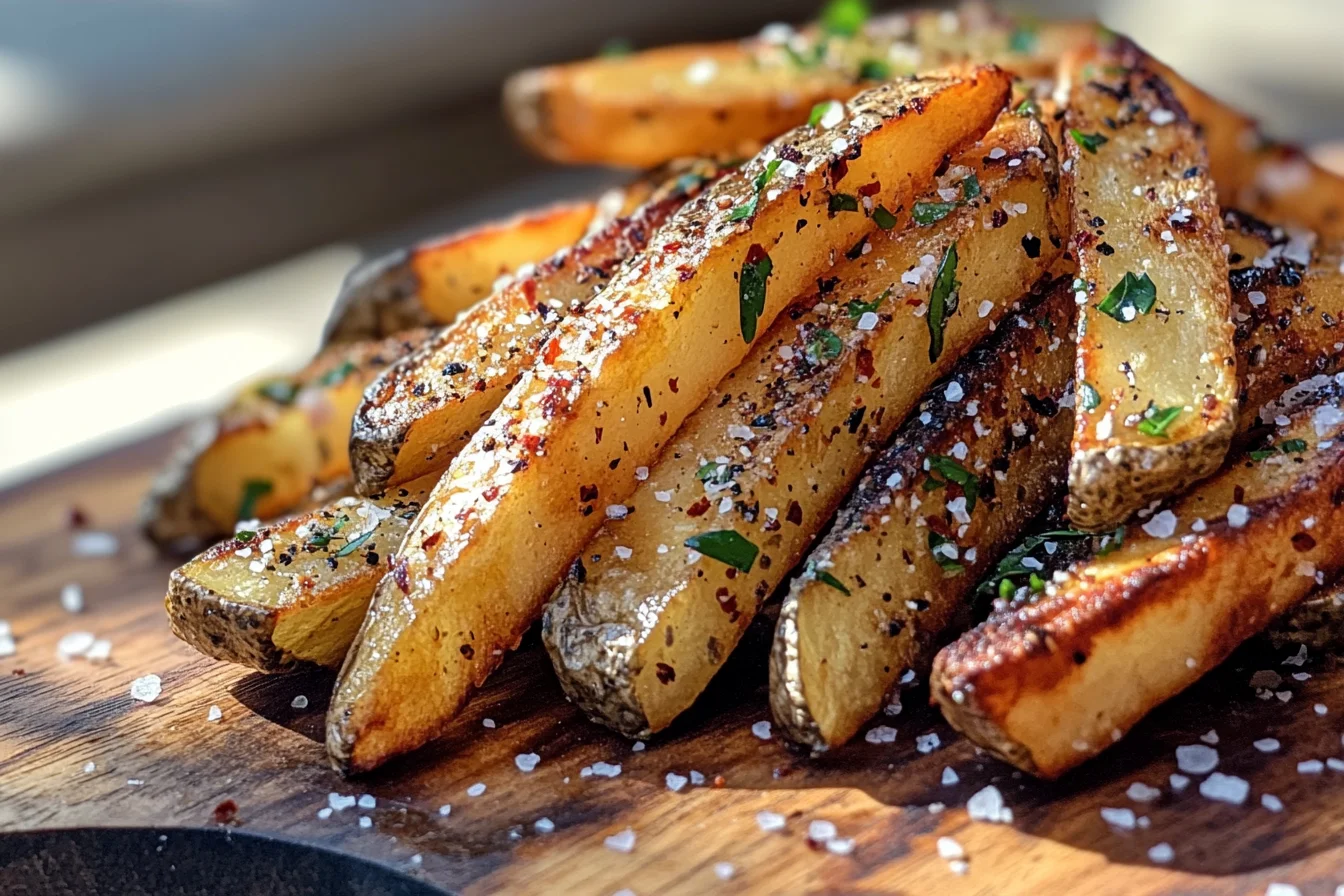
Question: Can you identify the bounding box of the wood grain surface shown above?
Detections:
[3,432,1344,895]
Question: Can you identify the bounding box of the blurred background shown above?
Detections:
[1,0,1341,488]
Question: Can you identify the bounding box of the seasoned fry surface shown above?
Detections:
[167,476,434,672]
[935,379,1344,777]
[1064,41,1237,530]
[545,112,1064,738]
[349,158,732,496]
[772,281,1076,750]
[326,69,1013,773]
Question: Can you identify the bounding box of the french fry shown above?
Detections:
[348,156,734,495]
[1063,39,1237,531]
[141,330,429,549]
[325,68,1014,773]
[933,377,1344,777]
[543,112,1065,738]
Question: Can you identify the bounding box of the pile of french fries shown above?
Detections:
[152,1,1344,778]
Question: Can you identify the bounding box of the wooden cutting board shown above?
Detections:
[4,432,1344,895]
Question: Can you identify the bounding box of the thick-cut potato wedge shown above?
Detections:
[543,113,1065,738]
[771,282,1076,750]
[769,211,1344,751]
[325,68,1013,773]
[348,157,733,495]
[166,476,436,672]
[933,377,1344,777]
[1063,41,1237,531]
[321,202,597,345]
[141,331,430,549]
[504,8,1088,167]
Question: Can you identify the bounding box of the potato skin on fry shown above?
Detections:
[141,330,430,550]
[544,112,1065,739]
[934,381,1344,777]
[166,476,435,672]
[771,281,1077,750]
[1064,40,1237,531]
[348,157,731,496]
[325,68,1013,774]
[321,203,596,346]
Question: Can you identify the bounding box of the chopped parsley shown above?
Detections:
[696,461,734,485]
[1068,129,1109,154]
[960,173,981,200]
[820,0,869,36]
[805,327,844,364]
[318,360,358,388]
[976,529,1091,598]
[236,479,273,520]
[233,529,257,543]
[927,531,964,576]
[912,201,958,226]
[257,380,298,404]
[872,205,898,230]
[1096,525,1125,556]
[730,158,783,221]
[808,562,851,595]
[808,100,841,128]
[847,289,887,318]
[922,455,979,512]
[857,58,890,80]
[1137,405,1182,437]
[334,529,373,558]
[828,193,859,214]
[1096,271,1156,322]
[738,245,773,343]
[1015,98,1040,116]
[926,242,959,362]
[1079,382,1101,411]
[684,530,759,573]
[1252,438,1309,460]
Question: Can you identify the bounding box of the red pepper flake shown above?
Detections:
[595,427,603,444]
[659,412,668,427]
[68,506,89,529]
[393,559,412,594]
[655,663,676,684]
[745,242,768,267]
[520,278,537,303]
[786,501,803,525]
[686,497,710,517]
[855,347,875,379]
[542,337,563,365]
[662,240,683,252]
[1292,532,1317,552]
[421,531,443,551]
[482,486,500,502]
[668,377,679,394]
[212,799,239,825]
[712,775,726,788]
[857,180,882,197]
[579,484,599,503]
[12,668,25,676]
[828,157,849,186]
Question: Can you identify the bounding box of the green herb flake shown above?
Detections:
[961,173,981,200]
[927,532,964,576]
[857,58,890,81]
[828,193,859,214]
[925,455,979,511]
[926,242,959,362]
[912,201,958,226]
[1068,129,1109,154]
[808,100,840,128]
[998,577,1016,600]
[820,0,870,37]
[728,159,783,222]
[847,290,887,319]
[975,528,1092,598]
[872,205,898,230]
[685,530,759,573]
[738,246,773,343]
[696,461,732,485]
[236,479,273,520]
[1096,271,1157,322]
[1096,525,1125,556]
[806,327,844,364]
[1280,439,1308,454]
[1079,382,1102,411]
[334,529,374,558]
[809,563,851,595]
[233,529,257,543]
[1015,98,1040,116]
[318,360,358,388]
[258,380,298,404]
[1249,448,1278,461]
[1028,572,1046,593]
[599,37,632,57]
[1137,405,1182,438]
